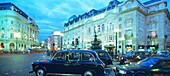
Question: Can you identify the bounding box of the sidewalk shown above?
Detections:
[0,51,45,56]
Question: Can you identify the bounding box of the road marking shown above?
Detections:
[5,73,9,74]
[25,68,28,70]
[12,71,16,73]
[19,70,22,72]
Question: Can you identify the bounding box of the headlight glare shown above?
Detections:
[119,70,127,74]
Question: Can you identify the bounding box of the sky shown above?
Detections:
[0,0,170,43]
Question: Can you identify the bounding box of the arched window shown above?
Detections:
[1,43,4,48]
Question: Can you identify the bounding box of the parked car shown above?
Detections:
[114,57,170,76]
[29,50,107,76]
[93,50,113,65]
[129,51,151,62]
[116,51,135,62]
[118,51,151,63]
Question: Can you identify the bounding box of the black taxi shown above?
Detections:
[93,50,113,65]
[29,50,106,76]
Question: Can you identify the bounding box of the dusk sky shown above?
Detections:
[0,0,170,43]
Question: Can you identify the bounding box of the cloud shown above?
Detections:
[36,20,52,24]
[47,3,72,17]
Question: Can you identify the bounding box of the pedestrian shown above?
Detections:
[89,55,95,61]
[118,50,120,56]
[28,48,30,54]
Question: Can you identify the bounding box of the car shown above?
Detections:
[29,50,107,76]
[157,51,170,57]
[130,51,151,62]
[116,51,135,62]
[114,57,170,76]
[93,50,113,65]
[119,51,151,63]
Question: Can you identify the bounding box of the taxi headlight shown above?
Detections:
[113,67,117,70]
[119,70,127,74]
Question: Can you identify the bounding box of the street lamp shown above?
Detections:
[30,38,32,49]
[114,28,119,57]
[120,37,125,55]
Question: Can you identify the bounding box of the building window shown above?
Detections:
[88,28,91,34]
[109,22,114,30]
[126,29,132,36]
[109,35,112,41]
[102,24,104,32]
[10,33,14,38]
[149,23,157,30]
[11,21,14,24]
[119,32,122,38]
[125,19,133,27]
[1,28,4,38]
[119,8,122,12]
[94,26,96,33]
[98,25,100,32]
[119,17,122,21]
[119,24,122,29]
[107,25,109,31]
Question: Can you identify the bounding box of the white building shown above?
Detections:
[51,31,63,51]
[63,0,170,54]
[0,3,39,53]
[44,31,63,51]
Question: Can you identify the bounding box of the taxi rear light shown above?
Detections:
[153,74,164,76]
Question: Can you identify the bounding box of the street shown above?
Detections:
[0,53,116,76]
[0,53,43,76]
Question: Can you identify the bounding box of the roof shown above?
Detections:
[61,50,98,57]
[143,0,161,5]
[92,50,106,52]
[68,15,77,21]
[61,50,96,53]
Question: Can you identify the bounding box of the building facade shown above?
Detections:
[0,3,39,53]
[44,31,63,51]
[63,0,170,54]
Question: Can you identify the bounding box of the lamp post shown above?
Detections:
[30,38,32,49]
[114,28,119,58]
[120,37,125,55]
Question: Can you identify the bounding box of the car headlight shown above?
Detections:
[113,67,117,70]
[119,70,127,74]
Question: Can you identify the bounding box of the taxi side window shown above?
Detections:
[68,52,80,61]
[158,61,170,68]
[164,61,170,68]
[82,53,95,61]
[167,60,170,68]
[54,52,66,60]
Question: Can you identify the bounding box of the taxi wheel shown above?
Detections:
[35,68,46,76]
[83,71,94,76]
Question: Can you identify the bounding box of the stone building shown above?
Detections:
[63,0,170,54]
[0,3,39,53]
